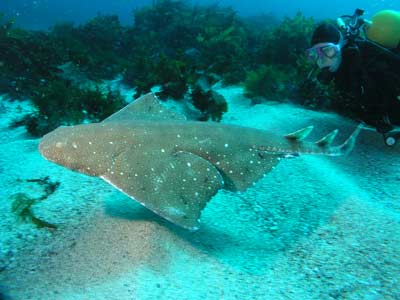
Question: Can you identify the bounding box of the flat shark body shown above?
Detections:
[39,93,361,230]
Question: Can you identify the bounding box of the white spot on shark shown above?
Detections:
[167,207,185,217]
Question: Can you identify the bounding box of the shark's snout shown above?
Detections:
[38,125,103,176]
[39,133,52,158]
[38,127,69,163]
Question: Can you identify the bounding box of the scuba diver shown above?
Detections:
[306,9,400,146]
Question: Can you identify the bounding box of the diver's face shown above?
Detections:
[316,50,342,72]
[306,43,342,72]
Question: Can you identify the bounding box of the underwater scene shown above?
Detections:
[0,0,400,299]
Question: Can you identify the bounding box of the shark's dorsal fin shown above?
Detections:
[315,129,339,146]
[285,125,314,141]
[103,93,187,123]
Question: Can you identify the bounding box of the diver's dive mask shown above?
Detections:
[305,43,341,62]
[306,42,343,72]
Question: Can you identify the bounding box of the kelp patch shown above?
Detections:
[11,177,60,229]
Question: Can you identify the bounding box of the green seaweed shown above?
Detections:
[11,193,57,229]
[155,54,189,99]
[11,177,60,229]
[0,24,62,97]
[191,84,228,121]
[75,14,126,80]
[256,12,316,67]
[26,177,61,200]
[0,4,351,125]
[194,8,250,84]
[244,65,293,101]
[16,79,126,136]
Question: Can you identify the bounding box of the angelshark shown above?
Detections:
[39,93,361,230]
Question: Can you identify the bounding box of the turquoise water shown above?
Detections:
[0,1,399,299]
[0,0,396,29]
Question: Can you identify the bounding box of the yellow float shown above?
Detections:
[365,10,400,49]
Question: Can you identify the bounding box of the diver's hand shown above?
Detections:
[376,114,394,134]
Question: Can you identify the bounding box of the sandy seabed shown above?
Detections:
[0,87,399,300]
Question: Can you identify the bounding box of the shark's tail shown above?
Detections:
[285,123,363,156]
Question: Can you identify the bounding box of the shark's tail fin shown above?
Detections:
[330,123,363,156]
[285,123,363,156]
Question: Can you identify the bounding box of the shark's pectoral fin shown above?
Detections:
[101,150,224,230]
[211,151,282,192]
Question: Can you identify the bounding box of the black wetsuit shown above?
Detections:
[318,39,400,133]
